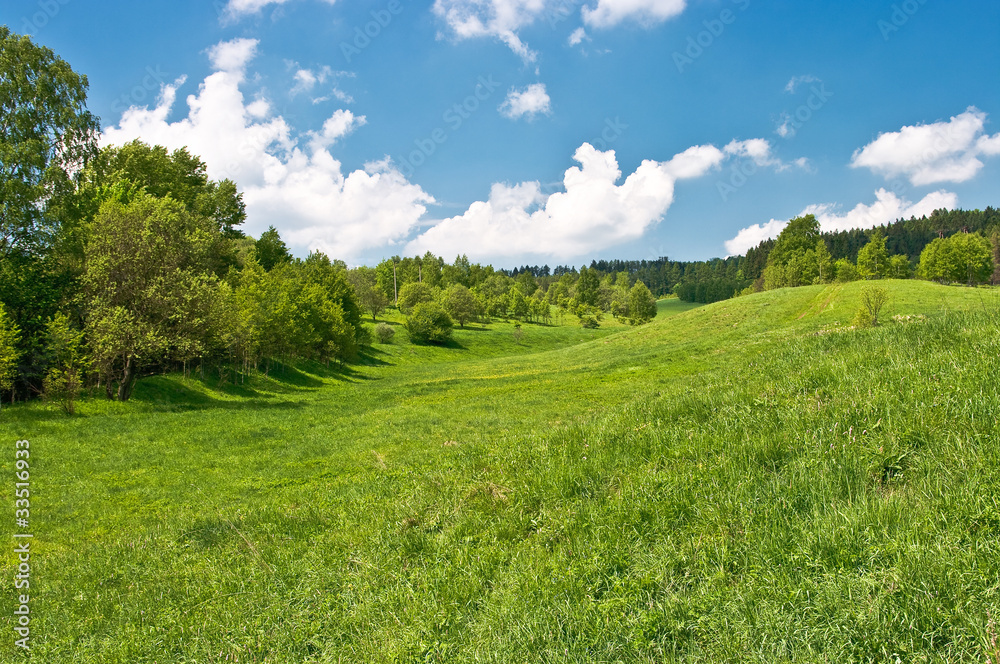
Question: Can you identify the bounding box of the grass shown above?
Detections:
[2,282,999,662]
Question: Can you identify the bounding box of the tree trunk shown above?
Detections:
[117,356,137,401]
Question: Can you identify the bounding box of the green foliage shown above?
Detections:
[405,301,453,344]
[347,266,388,322]
[255,226,292,271]
[888,254,912,279]
[0,303,20,396]
[83,193,222,400]
[918,232,994,285]
[626,281,657,325]
[41,312,87,414]
[441,284,479,328]
[857,229,890,279]
[0,27,98,255]
[767,214,821,267]
[374,322,395,344]
[575,266,600,307]
[853,285,889,328]
[575,303,603,328]
[397,281,435,315]
[834,258,860,282]
[815,239,834,284]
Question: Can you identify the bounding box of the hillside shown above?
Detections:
[2,283,999,662]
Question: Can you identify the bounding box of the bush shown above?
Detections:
[405,302,453,344]
[375,322,395,344]
[854,285,889,328]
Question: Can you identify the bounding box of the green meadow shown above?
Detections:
[2,283,1000,663]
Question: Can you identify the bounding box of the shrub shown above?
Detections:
[375,322,395,344]
[405,302,453,344]
[854,285,889,328]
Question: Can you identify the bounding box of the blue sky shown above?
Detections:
[5,0,1000,267]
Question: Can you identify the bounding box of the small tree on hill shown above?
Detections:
[398,282,435,314]
[627,282,657,325]
[405,302,453,344]
[857,229,889,280]
[442,284,479,328]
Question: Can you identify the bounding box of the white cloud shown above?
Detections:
[102,38,433,261]
[723,138,807,172]
[222,0,336,20]
[432,0,548,63]
[499,83,552,120]
[406,141,726,261]
[290,65,354,104]
[724,189,959,256]
[568,27,588,46]
[784,75,819,94]
[582,0,686,29]
[724,219,788,258]
[850,107,1000,186]
[207,38,259,73]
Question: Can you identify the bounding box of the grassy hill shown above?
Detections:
[2,283,999,662]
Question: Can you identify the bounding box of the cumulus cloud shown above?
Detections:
[851,107,1000,186]
[207,38,259,73]
[582,0,686,29]
[724,189,958,256]
[499,83,552,120]
[406,141,726,261]
[432,0,548,63]
[102,38,433,260]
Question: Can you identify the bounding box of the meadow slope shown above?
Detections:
[2,283,999,663]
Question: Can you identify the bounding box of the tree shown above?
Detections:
[575,266,600,306]
[42,312,87,414]
[398,281,435,314]
[347,266,388,322]
[919,233,993,285]
[888,254,911,279]
[83,194,221,401]
[815,240,833,284]
[0,28,98,256]
[768,215,821,268]
[834,258,859,283]
[857,229,889,280]
[441,284,478,328]
[627,281,657,325]
[0,303,20,408]
[255,226,291,271]
[507,286,529,321]
[405,301,453,344]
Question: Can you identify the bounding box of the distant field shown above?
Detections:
[2,282,999,662]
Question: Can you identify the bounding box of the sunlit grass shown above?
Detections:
[1,282,998,662]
